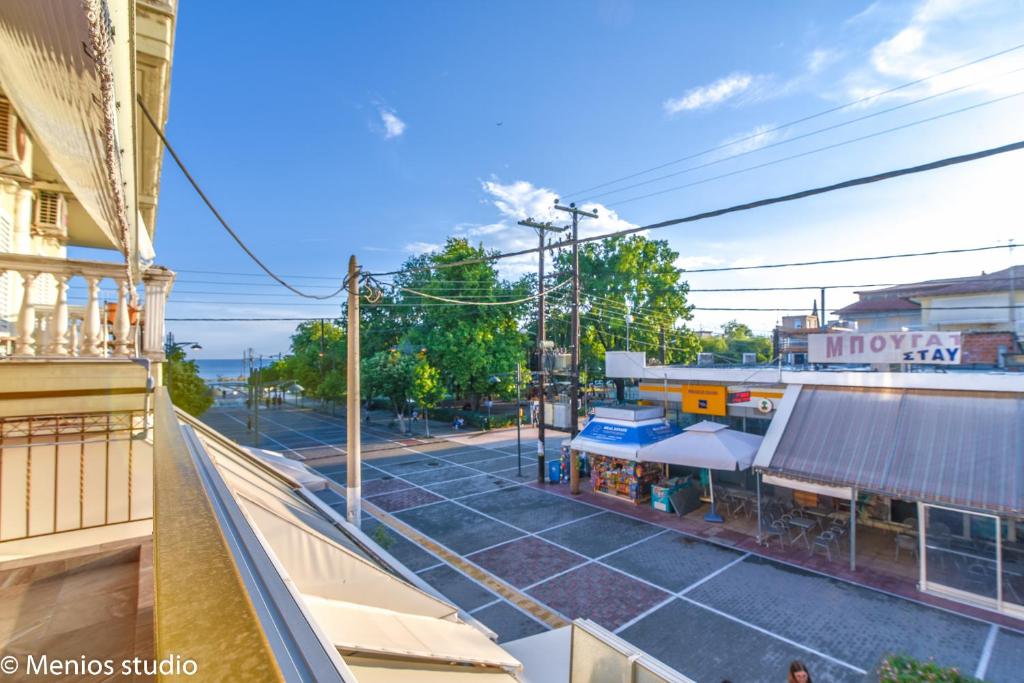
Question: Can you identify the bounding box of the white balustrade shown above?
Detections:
[0,254,175,359]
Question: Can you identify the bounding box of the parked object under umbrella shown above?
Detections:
[637,421,763,523]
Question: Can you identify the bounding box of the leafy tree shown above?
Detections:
[699,320,773,363]
[166,347,214,416]
[551,235,700,374]
[396,238,528,409]
[361,349,418,431]
[722,320,753,339]
[411,355,445,436]
[285,320,346,402]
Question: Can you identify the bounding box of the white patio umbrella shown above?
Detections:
[637,421,763,522]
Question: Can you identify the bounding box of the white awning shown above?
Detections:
[303,595,521,670]
[637,421,762,471]
[761,473,853,500]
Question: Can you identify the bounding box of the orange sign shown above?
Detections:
[682,385,727,416]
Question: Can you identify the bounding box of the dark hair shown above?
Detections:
[788,661,812,683]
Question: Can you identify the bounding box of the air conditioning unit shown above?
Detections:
[0,97,32,178]
[33,191,68,240]
[696,352,715,366]
[742,352,757,365]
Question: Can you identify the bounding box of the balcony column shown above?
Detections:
[13,187,33,253]
[15,271,37,356]
[46,274,70,356]
[142,266,175,364]
[113,279,132,357]
[82,277,102,357]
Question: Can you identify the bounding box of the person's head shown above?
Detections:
[788,661,811,683]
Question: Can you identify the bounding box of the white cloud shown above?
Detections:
[403,241,441,254]
[807,48,840,74]
[663,73,755,114]
[839,0,1024,104]
[466,179,641,277]
[379,109,406,138]
[719,123,781,155]
[675,255,724,270]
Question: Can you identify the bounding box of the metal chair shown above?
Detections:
[894,533,918,562]
[812,531,835,561]
[761,520,787,549]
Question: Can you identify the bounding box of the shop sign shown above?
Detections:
[682,385,727,416]
[728,390,751,404]
[808,332,961,365]
[579,420,678,446]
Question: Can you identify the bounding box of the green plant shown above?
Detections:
[879,654,980,682]
[371,524,395,550]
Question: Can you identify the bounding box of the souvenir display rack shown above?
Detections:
[590,454,660,504]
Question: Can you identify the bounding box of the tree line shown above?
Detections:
[251,235,776,423]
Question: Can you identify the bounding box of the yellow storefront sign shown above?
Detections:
[682,385,727,416]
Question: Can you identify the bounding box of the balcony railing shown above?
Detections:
[0,409,153,543]
[0,253,174,360]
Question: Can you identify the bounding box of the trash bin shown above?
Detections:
[548,459,561,484]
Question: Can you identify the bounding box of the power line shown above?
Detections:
[174,269,345,282]
[368,138,1024,278]
[609,89,1024,206]
[585,67,1024,202]
[137,96,347,300]
[563,41,1024,199]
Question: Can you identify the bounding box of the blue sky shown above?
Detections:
[146,0,1024,358]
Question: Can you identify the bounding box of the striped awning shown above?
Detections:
[761,386,1024,515]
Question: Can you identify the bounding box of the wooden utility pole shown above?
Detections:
[346,256,361,526]
[554,201,597,495]
[517,218,566,484]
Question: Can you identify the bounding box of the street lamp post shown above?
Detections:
[491,369,525,477]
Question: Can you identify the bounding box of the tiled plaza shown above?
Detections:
[203,405,1024,682]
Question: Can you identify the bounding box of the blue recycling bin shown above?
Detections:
[548,459,561,484]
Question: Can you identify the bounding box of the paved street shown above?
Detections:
[202,405,1024,682]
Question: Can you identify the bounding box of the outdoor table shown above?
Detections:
[789,517,816,549]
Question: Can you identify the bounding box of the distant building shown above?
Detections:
[835,266,1024,368]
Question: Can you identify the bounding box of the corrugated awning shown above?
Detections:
[761,386,1024,515]
[0,1,135,257]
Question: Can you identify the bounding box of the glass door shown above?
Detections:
[921,504,1001,609]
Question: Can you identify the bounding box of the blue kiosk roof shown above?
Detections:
[570,418,679,461]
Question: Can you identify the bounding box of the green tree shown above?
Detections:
[396,238,528,410]
[699,320,773,363]
[284,320,346,403]
[411,355,445,436]
[166,347,214,416]
[552,235,700,375]
[361,349,418,431]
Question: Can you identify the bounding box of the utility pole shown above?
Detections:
[517,218,567,484]
[345,256,362,527]
[660,327,667,365]
[254,354,261,447]
[820,287,826,330]
[554,201,597,496]
[515,362,522,477]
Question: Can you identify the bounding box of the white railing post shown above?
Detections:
[82,276,102,356]
[69,316,80,356]
[47,274,70,356]
[142,266,175,362]
[15,271,37,356]
[113,279,132,357]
